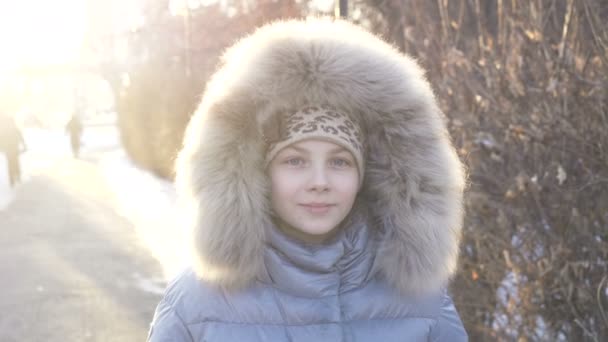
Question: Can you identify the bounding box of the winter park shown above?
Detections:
[1,0,607,341]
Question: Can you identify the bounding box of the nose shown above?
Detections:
[308,164,329,192]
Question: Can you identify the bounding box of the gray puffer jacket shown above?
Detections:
[149,217,466,341]
[149,18,468,341]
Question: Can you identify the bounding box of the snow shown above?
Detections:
[100,148,188,280]
[493,270,521,337]
[0,117,187,283]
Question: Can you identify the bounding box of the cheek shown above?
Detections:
[332,174,359,199]
[270,172,298,203]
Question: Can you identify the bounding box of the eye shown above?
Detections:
[330,158,352,168]
[284,157,305,167]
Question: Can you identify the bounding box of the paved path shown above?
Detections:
[0,158,165,341]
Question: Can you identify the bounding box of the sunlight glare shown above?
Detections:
[0,0,87,71]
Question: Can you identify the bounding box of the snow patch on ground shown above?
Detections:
[132,272,166,295]
[99,150,188,281]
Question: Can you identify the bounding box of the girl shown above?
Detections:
[148,18,468,341]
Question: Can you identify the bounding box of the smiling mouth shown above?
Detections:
[299,203,335,214]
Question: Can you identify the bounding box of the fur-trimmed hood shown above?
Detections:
[175,18,465,295]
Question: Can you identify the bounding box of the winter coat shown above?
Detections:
[148,18,468,341]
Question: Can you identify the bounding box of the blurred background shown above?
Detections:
[0,0,606,340]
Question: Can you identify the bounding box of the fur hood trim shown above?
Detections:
[176,18,465,295]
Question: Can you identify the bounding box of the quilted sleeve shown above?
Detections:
[147,298,193,342]
[429,290,468,341]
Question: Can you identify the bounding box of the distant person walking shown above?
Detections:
[66,116,83,158]
[0,115,26,187]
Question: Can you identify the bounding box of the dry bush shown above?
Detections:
[357,0,607,340]
[115,0,303,178]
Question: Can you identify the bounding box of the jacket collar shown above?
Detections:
[262,212,375,297]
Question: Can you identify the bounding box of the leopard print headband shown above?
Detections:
[264,106,365,185]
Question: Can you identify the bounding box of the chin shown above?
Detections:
[300,223,338,236]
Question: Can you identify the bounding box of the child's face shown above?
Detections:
[268,139,359,242]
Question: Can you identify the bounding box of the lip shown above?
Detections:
[299,203,335,214]
[301,202,333,207]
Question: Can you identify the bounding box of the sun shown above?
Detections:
[0,0,87,71]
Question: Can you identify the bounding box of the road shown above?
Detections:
[0,157,165,341]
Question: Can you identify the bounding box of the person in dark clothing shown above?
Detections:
[0,115,26,187]
[66,116,83,158]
